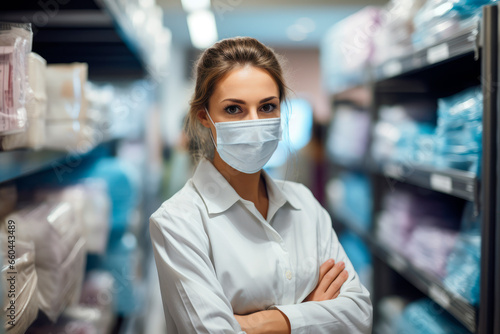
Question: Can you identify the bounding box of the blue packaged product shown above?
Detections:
[412,0,497,49]
[395,299,472,334]
[443,202,481,305]
[327,172,372,230]
[434,87,483,173]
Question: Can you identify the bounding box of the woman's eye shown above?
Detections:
[224,105,240,114]
[261,103,278,113]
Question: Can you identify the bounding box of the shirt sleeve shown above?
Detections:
[149,203,246,334]
[270,191,373,334]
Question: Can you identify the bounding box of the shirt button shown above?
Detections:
[285,270,292,280]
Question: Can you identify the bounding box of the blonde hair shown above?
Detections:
[185,37,289,161]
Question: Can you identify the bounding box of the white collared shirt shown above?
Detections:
[150,158,372,334]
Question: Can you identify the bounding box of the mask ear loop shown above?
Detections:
[205,108,217,148]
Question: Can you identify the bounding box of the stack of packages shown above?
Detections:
[413,0,498,49]
[44,62,98,153]
[0,181,113,333]
[371,87,482,174]
[373,0,427,66]
[19,155,142,317]
[0,23,31,141]
[0,185,37,334]
[371,101,436,165]
[0,21,112,153]
[0,186,86,333]
[433,87,482,174]
[376,187,461,278]
[320,7,382,93]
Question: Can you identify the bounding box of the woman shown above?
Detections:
[150,37,372,334]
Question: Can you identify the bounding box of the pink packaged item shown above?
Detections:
[2,52,47,150]
[0,23,32,135]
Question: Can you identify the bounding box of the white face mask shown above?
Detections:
[205,108,282,174]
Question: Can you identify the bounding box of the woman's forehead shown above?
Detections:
[212,66,279,103]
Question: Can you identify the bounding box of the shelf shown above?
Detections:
[375,23,479,82]
[0,150,69,184]
[334,215,478,333]
[0,140,116,185]
[378,162,478,202]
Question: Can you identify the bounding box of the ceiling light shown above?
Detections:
[187,10,218,49]
[181,0,211,12]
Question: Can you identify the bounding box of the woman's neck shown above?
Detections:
[212,153,268,217]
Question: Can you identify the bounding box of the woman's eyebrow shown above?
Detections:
[220,96,278,104]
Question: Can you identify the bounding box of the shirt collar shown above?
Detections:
[192,158,301,215]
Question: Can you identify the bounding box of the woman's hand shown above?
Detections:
[303,259,349,302]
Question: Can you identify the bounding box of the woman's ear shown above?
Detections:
[197,109,211,128]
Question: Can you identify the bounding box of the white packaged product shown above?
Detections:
[35,182,110,254]
[45,62,88,121]
[44,119,98,153]
[0,23,32,135]
[1,236,39,334]
[1,52,47,150]
[4,201,86,322]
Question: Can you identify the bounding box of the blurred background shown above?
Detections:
[0,0,499,333]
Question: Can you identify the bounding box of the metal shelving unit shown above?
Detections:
[379,162,478,202]
[327,5,499,334]
[375,23,479,81]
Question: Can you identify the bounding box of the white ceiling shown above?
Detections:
[159,0,388,48]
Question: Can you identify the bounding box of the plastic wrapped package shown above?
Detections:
[395,298,472,333]
[443,202,481,305]
[3,201,86,322]
[35,181,111,254]
[15,156,139,247]
[405,225,458,277]
[371,103,436,165]
[320,7,382,93]
[45,63,88,121]
[326,172,372,230]
[376,188,461,258]
[0,22,32,135]
[44,63,98,153]
[0,235,38,334]
[434,86,482,173]
[1,52,47,150]
[412,0,496,49]
[326,106,371,166]
[44,119,99,153]
[373,0,427,65]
